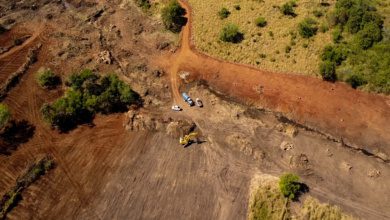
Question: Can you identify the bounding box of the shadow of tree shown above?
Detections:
[0,120,35,155]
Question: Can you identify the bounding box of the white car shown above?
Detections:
[195,98,203,107]
[171,105,182,111]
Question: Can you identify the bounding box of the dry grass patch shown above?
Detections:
[188,0,336,75]
[300,196,355,220]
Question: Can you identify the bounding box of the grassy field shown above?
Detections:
[188,0,336,75]
[248,175,355,220]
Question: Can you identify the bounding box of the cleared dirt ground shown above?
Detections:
[0,0,389,220]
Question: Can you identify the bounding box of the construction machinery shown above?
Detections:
[179,132,198,147]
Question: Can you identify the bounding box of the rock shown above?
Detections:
[325,148,333,157]
[97,50,112,64]
[289,154,309,170]
[367,169,381,178]
[340,161,352,172]
[285,124,298,138]
[280,141,294,151]
[179,71,190,80]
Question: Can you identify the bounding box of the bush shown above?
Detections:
[135,0,151,10]
[321,45,347,65]
[285,45,292,53]
[319,24,329,33]
[0,104,10,130]
[161,0,186,33]
[280,2,295,16]
[319,61,337,82]
[255,17,267,27]
[219,24,243,43]
[42,71,140,131]
[346,75,367,88]
[355,22,382,49]
[298,18,318,38]
[234,5,241,10]
[313,10,323,18]
[332,26,343,43]
[37,69,61,89]
[279,173,301,199]
[218,7,230,19]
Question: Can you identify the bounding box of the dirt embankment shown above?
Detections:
[159,0,390,160]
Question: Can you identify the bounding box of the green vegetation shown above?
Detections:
[298,18,318,38]
[255,17,267,27]
[161,0,186,33]
[249,184,288,220]
[280,1,296,16]
[218,7,231,19]
[279,173,301,199]
[0,103,10,130]
[0,156,54,219]
[318,0,389,94]
[332,26,343,43]
[219,24,243,43]
[313,9,323,18]
[42,70,140,131]
[135,0,151,10]
[320,61,337,81]
[36,69,61,89]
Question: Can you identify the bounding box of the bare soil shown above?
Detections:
[0,0,389,220]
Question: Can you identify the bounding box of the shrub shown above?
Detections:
[219,24,243,43]
[319,24,329,33]
[280,2,295,16]
[161,0,186,33]
[0,104,10,130]
[255,17,267,27]
[285,45,292,53]
[37,69,61,89]
[313,10,323,18]
[279,173,301,199]
[234,5,241,10]
[355,22,382,49]
[332,26,343,43]
[298,18,318,38]
[135,0,151,10]
[321,45,347,65]
[42,71,140,131]
[346,75,367,88]
[319,61,337,82]
[218,8,230,19]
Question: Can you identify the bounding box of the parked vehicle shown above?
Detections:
[171,105,182,111]
[195,98,203,107]
[182,93,194,106]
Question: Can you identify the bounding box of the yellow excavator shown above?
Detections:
[179,132,198,147]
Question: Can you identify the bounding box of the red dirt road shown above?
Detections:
[163,0,390,155]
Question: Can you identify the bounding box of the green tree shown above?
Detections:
[279,173,301,199]
[161,0,186,33]
[219,23,243,43]
[355,22,382,49]
[36,69,61,89]
[218,8,230,19]
[0,103,11,130]
[319,61,337,82]
[298,18,318,38]
[255,17,267,27]
[321,45,347,65]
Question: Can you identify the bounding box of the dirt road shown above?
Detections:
[162,0,390,158]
